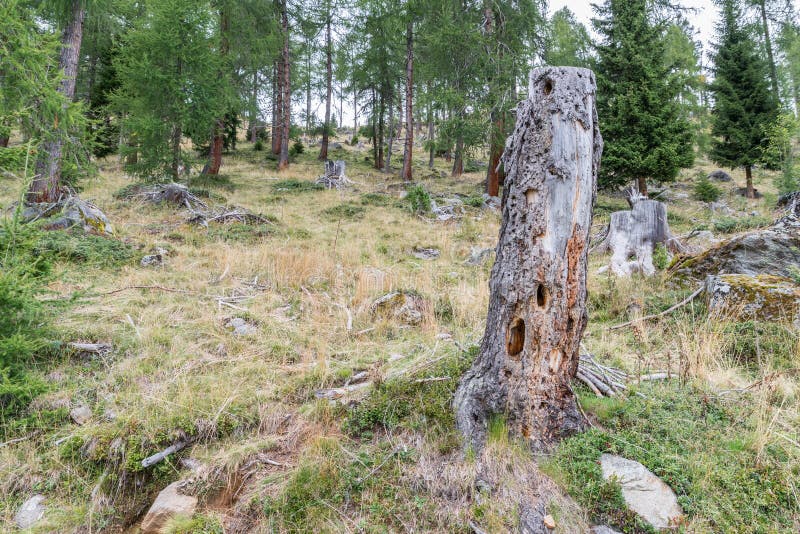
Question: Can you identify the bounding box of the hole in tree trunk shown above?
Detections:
[506,317,525,358]
[536,285,547,307]
[543,79,553,95]
[525,188,538,207]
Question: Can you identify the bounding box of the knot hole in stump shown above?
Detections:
[543,79,553,95]
[506,317,525,359]
[536,284,548,307]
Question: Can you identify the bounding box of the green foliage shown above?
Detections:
[0,146,34,174]
[34,229,136,268]
[762,114,799,195]
[253,139,264,151]
[405,185,431,214]
[321,203,366,220]
[722,321,798,370]
[271,179,324,193]
[0,216,52,418]
[544,7,592,67]
[206,223,277,243]
[652,243,670,271]
[360,192,394,206]
[709,0,778,174]
[289,140,305,158]
[693,175,722,202]
[548,384,797,532]
[593,0,694,188]
[711,215,771,233]
[165,513,224,534]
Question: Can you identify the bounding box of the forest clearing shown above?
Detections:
[2,0,800,532]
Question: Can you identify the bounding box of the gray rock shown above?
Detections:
[225,317,257,336]
[411,247,440,260]
[591,527,622,534]
[600,454,683,530]
[140,481,197,534]
[15,494,45,529]
[671,215,800,280]
[708,169,732,182]
[705,274,800,324]
[70,405,92,425]
[465,247,494,266]
[140,254,163,267]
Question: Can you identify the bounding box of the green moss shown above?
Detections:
[34,228,136,268]
[321,203,366,221]
[271,179,324,193]
[547,384,797,533]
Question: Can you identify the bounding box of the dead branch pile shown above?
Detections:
[575,353,628,397]
[187,207,273,227]
[316,160,353,188]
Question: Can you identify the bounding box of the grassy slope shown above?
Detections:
[0,140,798,533]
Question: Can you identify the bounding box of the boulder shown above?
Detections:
[370,292,426,325]
[15,494,45,529]
[70,405,92,425]
[777,191,800,217]
[708,169,732,182]
[684,230,719,252]
[705,274,800,324]
[140,481,197,534]
[670,215,800,280]
[599,454,683,530]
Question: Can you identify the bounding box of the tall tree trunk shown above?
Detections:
[28,0,84,202]
[376,89,385,170]
[451,134,463,177]
[339,81,344,132]
[249,70,259,142]
[455,67,603,451]
[486,111,505,196]
[319,13,333,160]
[305,40,312,138]
[203,5,230,176]
[353,82,359,140]
[384,91,394,173]
[427,101,434,169]
[278,0,290,170]
[758,0,780,100]
[171,123,182,179]
[401,20,414,181]
[745,165,755,199]
[272,60,282,155]
[636,176,648,197]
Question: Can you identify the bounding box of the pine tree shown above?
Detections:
[593,0,694,194]
[544,7,592,68]
[710,0,778,199]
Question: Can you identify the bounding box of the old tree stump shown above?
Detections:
[455,67,602,451]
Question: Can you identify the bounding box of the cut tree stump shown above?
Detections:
[598,198,683,276]
[454,67,602,451]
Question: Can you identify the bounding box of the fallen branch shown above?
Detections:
[141,440,191,468]
[66,342,112,354]
[608,286,704,331]
[97,285,198,297]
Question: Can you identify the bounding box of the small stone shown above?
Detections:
[592,527,622,534]
[140,254,163,267]
[70,405,92,425]
[228,317,246,328]
[708,169,733,182]
[600,454,683,530]
[465,247,494,266]
[140,481,197,534]
[15,495,45,529]
[543,514,556,530]
[411,247,441,260]
[436,332,452,340]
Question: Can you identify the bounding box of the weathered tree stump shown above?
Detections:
[599,198,682,276]
[454,67,602,451]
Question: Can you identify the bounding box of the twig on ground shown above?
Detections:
[141,440,191,468]
[608,286,704,331]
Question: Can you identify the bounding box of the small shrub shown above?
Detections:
[405,185,431,214]
[271,179,324,193]
[206,223,277,243]
[361,193,393,207]
[652,243,671,270]
[693,175,722,202]
[712,215,771,233]
[253,139,264,151]
[350,135,359,145]
[321,203,366,221]
[464,195,485,208]
[34,229,136,268]
[289,140,305,158]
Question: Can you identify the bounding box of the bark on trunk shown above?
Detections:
[171,123,182,179]
[384,92,394,173]
[454,67,603,451]
[758,0,780,100]
[375,90,384,170]
[745,165,755,199]
[486,111,504,197]
[203,6,229,176]
[427,102,434,169]
[278,0,290,170]
[28,0,84,202]
[249,70,259,143]
[319,15,333,160]
[636,176,648,197]
[451,134,463,177]
[400,20,414,182]
[272,60,282,155]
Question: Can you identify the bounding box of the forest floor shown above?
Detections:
[1,138,799,533]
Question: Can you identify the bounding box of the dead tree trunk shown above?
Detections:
[454,67,603,451]
[745,165,755,199]
[319,13,332,161]
[400,20,414,182]
[28,0,84,202]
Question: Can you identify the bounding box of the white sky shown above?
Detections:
[548,0,800,61]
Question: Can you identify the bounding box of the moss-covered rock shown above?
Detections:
[670,215,800,280]
[705,274,800,324]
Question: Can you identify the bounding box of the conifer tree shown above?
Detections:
[593,0,694,194]
[710,0,778,199]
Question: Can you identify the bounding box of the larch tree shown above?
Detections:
[400,16,414,181]
[278,0,291,170]
[544,7,592,68]
[319,0,333,161]
[593,0,694,195]
[28,0,87,202]
[710,0,778,199]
